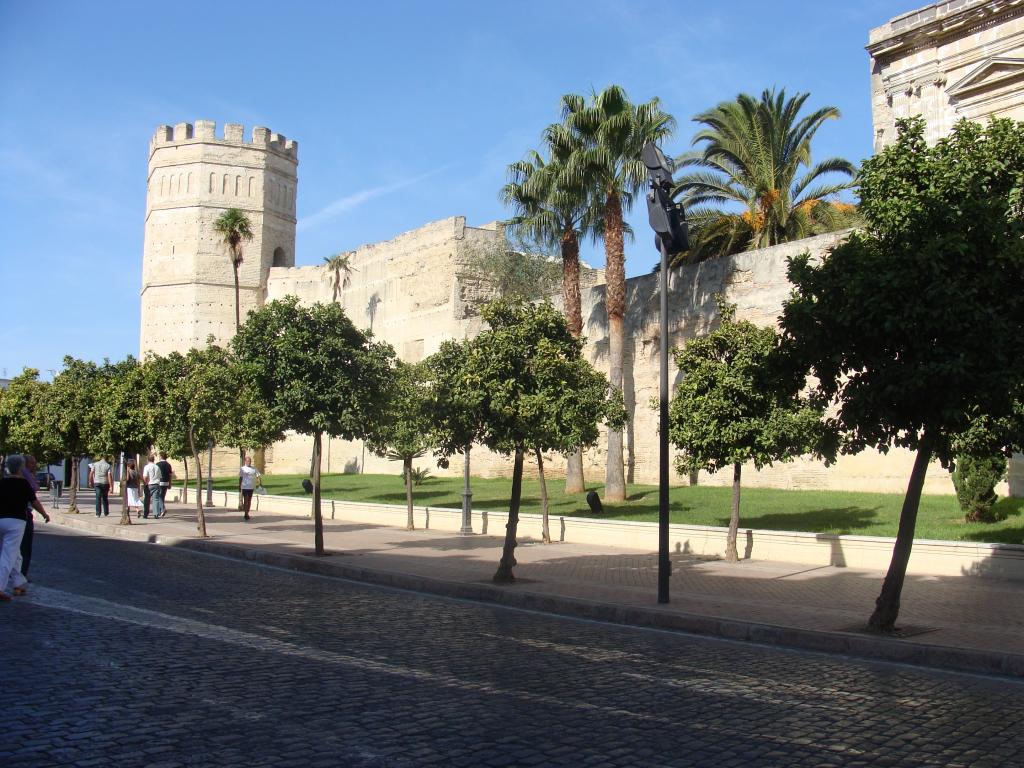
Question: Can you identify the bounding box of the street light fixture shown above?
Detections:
[642,141,689,605]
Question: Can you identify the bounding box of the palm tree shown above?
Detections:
[323,252,356,304]
[213,208,254,332]
[501,136,598,493]
[555,85,676,503]
[672,88,856,262]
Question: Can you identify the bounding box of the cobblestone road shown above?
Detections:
[5,527,1024,767]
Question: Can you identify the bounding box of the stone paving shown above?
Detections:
[5,527,1024,767]
[42,492,1024,677]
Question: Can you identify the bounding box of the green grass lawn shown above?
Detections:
[209,472,1024,545]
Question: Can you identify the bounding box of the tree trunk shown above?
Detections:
[69,458,80,513]
[404,457,415,530]
[493,445,525,583]
[118,452,132,526]
[238,446,245,510]
[725,462,741,562]
[561,228,583,337]
[187,429,207,538]
[181,455,189,504]
[604,320,627,504]
[869,436,933,633]
[536,447,551,544]
[312,431,325,556]
[603,193,627,503]
[565,449,585,495]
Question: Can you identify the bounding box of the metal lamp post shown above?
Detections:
[641,142,689,605]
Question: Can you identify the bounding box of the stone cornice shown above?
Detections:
[867,0,1024,60]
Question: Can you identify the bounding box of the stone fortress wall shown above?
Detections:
[256,223,978,496]
[144,1,1024,496]
[140,121,298,357]
[869,0,1024,151]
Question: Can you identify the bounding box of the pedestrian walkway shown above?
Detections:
[46,494,1024,678]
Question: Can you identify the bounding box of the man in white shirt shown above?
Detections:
[88,455,113,518]
[238,456,261,521]
[142,455,161,519]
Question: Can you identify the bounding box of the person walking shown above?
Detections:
[1,454,50,601]
[19,455,40,578]
[154,452,175,519]
[89,454,113,517]
[142,454,160,519]
[124,458,141,518]
[238,455,261,521]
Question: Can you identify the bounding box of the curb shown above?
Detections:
[48,513,1024,679]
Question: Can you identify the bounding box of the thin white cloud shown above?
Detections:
[298,166,450,232]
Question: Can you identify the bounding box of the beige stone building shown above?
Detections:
[145,0,1024,496]
[869,0,1024,151]
[141,121,298,357]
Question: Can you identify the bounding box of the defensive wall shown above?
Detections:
[255,222,1010,497]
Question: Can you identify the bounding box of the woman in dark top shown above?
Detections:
[0,454,49,600]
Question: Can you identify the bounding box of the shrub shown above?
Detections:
[951,454,1007,523]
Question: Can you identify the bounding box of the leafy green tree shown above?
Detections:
[556,84,675,503]
[0,369,62,464]
[669,300,825,561]
[780,117,1024,632]
[461,237,561,305]
[465,299,625,583]
[217,362,284,462]
[45,357,104,513]
[502,133,599,493]
[672,88,856,262]
[142,353,196,501]
[213,208,254,332]
[143,346,246,536]
[234,297,397,555]
[93,358,154,525]
[366,361,434,530]
[323,252,355,304]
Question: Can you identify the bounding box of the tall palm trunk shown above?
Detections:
[561,229,586,494]
[726,463,741,562]
[536,447,551,544]
[493,445,525,583]
[604,191,627,503]
[187,428,207,538]
[404,457,415,530]
[869,436,933,632]
[312,431,325,556]
[232,252,242,332]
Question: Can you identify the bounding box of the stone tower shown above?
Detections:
[140,120,298,357]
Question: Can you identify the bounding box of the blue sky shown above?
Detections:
[0,0,921,377]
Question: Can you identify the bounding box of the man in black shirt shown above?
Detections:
[1,454,49,600]
[154,452,175,519]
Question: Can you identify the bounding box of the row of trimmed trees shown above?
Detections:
[0,296,622,585]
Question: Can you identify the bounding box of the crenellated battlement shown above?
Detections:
[150,120,298,159]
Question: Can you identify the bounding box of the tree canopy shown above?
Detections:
[669,299,825,560]
[233,296,396,553]
[464,299,625,582]
[779,116,1024,631]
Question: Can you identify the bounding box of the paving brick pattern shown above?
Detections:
[4,528,1024,767]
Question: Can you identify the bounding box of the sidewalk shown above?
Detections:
[46,495,1024,678]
